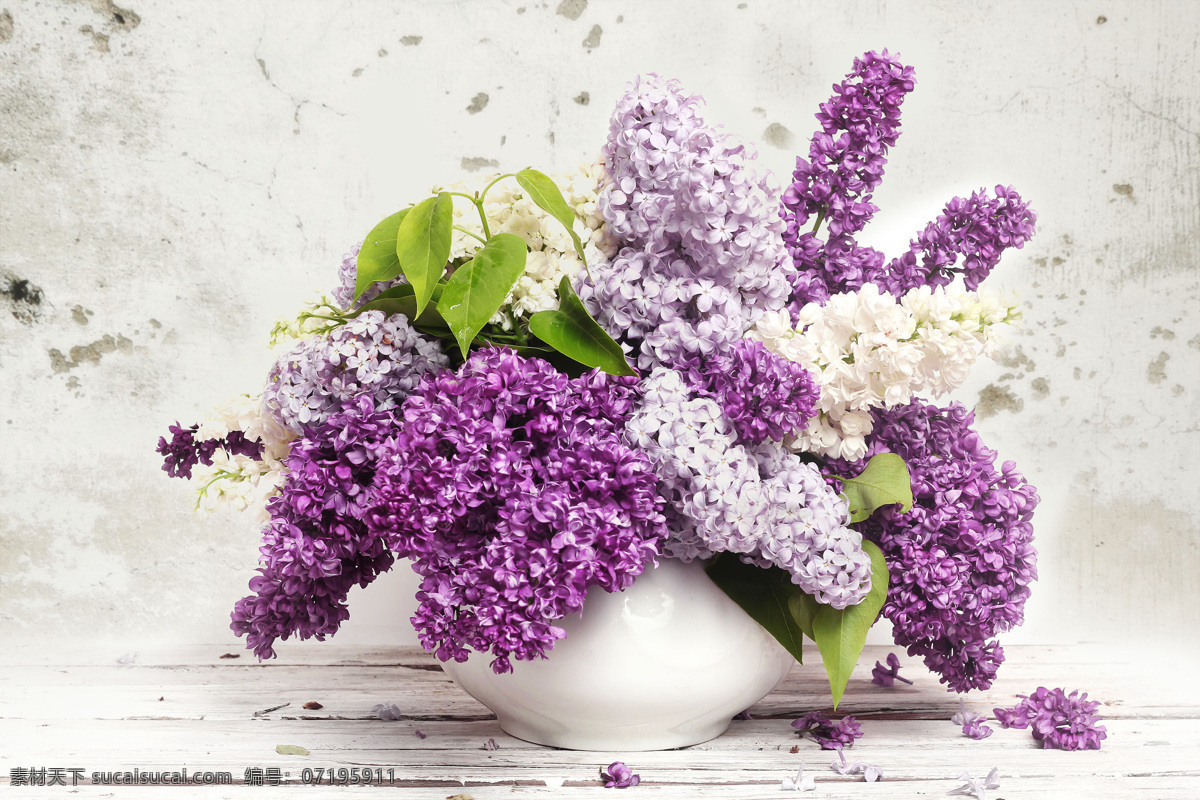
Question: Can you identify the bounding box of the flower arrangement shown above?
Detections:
[158,50,1040,708]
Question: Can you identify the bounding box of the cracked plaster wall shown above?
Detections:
[1,0,1197,657]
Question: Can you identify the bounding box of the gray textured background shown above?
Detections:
[1,0,1197,656]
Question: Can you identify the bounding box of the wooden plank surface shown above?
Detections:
[1,645,1196,798]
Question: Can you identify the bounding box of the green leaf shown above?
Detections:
[357,283,448,332]
[275,744,309,756]
[515,169,587,265]
[830,452,914,523]
[354,208,410,302]
[395,192,454,317]
[806,540,890,709]
[705,555,804,665]
[528,277,637,377]
[437,233,528,359]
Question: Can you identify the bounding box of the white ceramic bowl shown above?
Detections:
[441,557,794,750]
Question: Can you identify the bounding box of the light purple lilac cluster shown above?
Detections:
[156,423,261,479]
[331,243,407,311]
[691,338,818,445]
[791,712,864,750]
[580,74,794,373]
[831,400,1039,692]
[993,687,1107,751]
[780,51,1036,309]
[263,310,447,435]
[364,348,667,673]
[230,396,397,658]
[626,368,871,609]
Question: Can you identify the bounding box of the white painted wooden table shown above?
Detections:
[1,644,1196,798]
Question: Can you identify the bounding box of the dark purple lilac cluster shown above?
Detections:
[230,397,397,658]
[690,339,819,444]
[833,400,1039,692]
[792,712,864,750]
[365,348,668,673]
[993,687,1107,750]
[882,186,1038,293]
[156,423,261,479]
[780,51,1036,309]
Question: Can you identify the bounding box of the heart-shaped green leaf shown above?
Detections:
[528,277,636,377]
[395,192,454,317]
[706,555,805,665]
[515,169,587,266]
[354,208,410,303]
[437,233,527,359]
[830,452,914,523]
[801,540,890,709]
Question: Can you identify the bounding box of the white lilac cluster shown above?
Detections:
[193,394,295,522]
[192,449,286,524]
[752,283,1020,460]
[625,368,872,608]
[581,74,795,372]
[262,310,448,435]
[436,162,615,329]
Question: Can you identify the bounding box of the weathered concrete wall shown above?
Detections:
[1,0,1197,655]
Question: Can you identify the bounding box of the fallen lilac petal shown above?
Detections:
[863,765,882,782]
[483,738,500,750]
[600,761,640,789]
[871,652,913,686]
[793,711,864,749]
[993,687,1107,750]
[962,718,993,740]
[947,768,1000,799]
[734,709,754,720]
[951,696,981,727]
[414,729,426,739]
[371,703,402,721]
[781,763,816,791]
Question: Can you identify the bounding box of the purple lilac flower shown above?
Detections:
[691,339,818,445]
[948,768,1000,799]
[627,368,872,608]
[881,186,1037,294]
[366,348,667,672]
[791,712,863,750]
[331,242,408,311]
[581,74,794,373]
[782,50,915,242]
[230,397,398,659]
[157,424,265,479]
[601,761,640,789]
[870,652,913,687]
[962,718,993,740]
[830,400,1039,692]
[483,738,500,751]
[951,697,982,727]
[780,53,1036,311]
[263,310,447,435]
[993,687,1107,751]
[156,423,218,479]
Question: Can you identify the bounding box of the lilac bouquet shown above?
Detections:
[158,51,1039,704]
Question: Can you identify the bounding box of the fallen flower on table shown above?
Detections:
[734,709,754,720]
[303,701,323,710]
[789,745,801,754]
[483,738,500,750]
[792,712,864,749]
[601,761,640,788]
[962,718,993,740]
[947,767,1000,799]
[870,652,912,686]
[414,729,427,739]
[950,696,982,726]
[372,703,403,721]
[993,687,1106,750]
[830,745,882,781]
[781,763,816,791]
